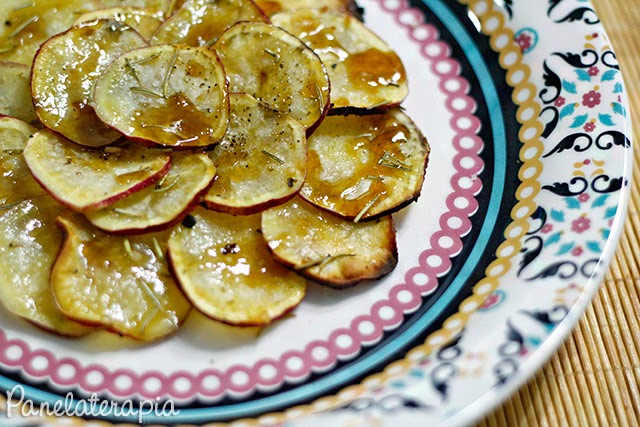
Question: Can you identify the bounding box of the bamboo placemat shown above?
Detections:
[478,0,640,425]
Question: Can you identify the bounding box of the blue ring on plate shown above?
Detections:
[0,0,507,423]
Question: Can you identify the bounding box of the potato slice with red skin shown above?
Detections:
[213,22,330,132]
[0,0,104,65]
[31,19,148,147]
[168,207,307,326]
[93,44,229,149]
[0,62,38,124]
[204,93,306,215]
[272,9,408,111]
[86,153,215,234]
[0,119,92,336]
[74,7,164,40]
[262,198,397,288]
[24,129,172,212]
[0,199,95,337]
[151,0,268,47]
[255,0,363,19]
[299,109,430,222]
[0,117,45,204]
[52,213,191,340]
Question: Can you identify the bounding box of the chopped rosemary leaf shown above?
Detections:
[144,124,188,140]
[123,238,134,258]
[125,57,143,86]
[163,51,178,98]
[354,193,383,223]
[112,208,143,217]
[154,175,180,192]
[264,48,280,60]
[295,253,356,271]
[132,52,162,65]
[9,15,37,39]
[138,279,163,311]
[261,150,284,164]
[314,84,324,113]
[378,151,411,171]
[0,200,25,211]
[13,1,35,12]
[152,237,164,261]
[138,307,159,334]
[115,166,150,177]
[130,86,165,99]
[0,46,14,53]
[366,175,385,181]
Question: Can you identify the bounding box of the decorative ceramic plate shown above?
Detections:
[0,0,632,426]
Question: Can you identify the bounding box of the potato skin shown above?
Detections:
[31,20,148,147]
[261,198,398,288]
[203,93,307,215]
[167,208,307,326]
[51,214,192,341]
[299,109,430,222]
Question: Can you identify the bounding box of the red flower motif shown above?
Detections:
[582,90,601,108]
[480,292,501,310]
[583,159,591,165]
[572,246,584,256]
[588,66,600,76]
[515,33,532,53]
[578,193,590,203]
[571,215,591,233]
[541,223,553,234]
[554,96,566,107]
[583,121,596,132]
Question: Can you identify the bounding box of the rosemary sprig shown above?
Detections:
[296,253,356,271]
[378,151,411,171]
[8,15,37,39]
[163,51,178,98]
[130,86,165,99]
[354,193,383,223]
[261,150,284,164]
